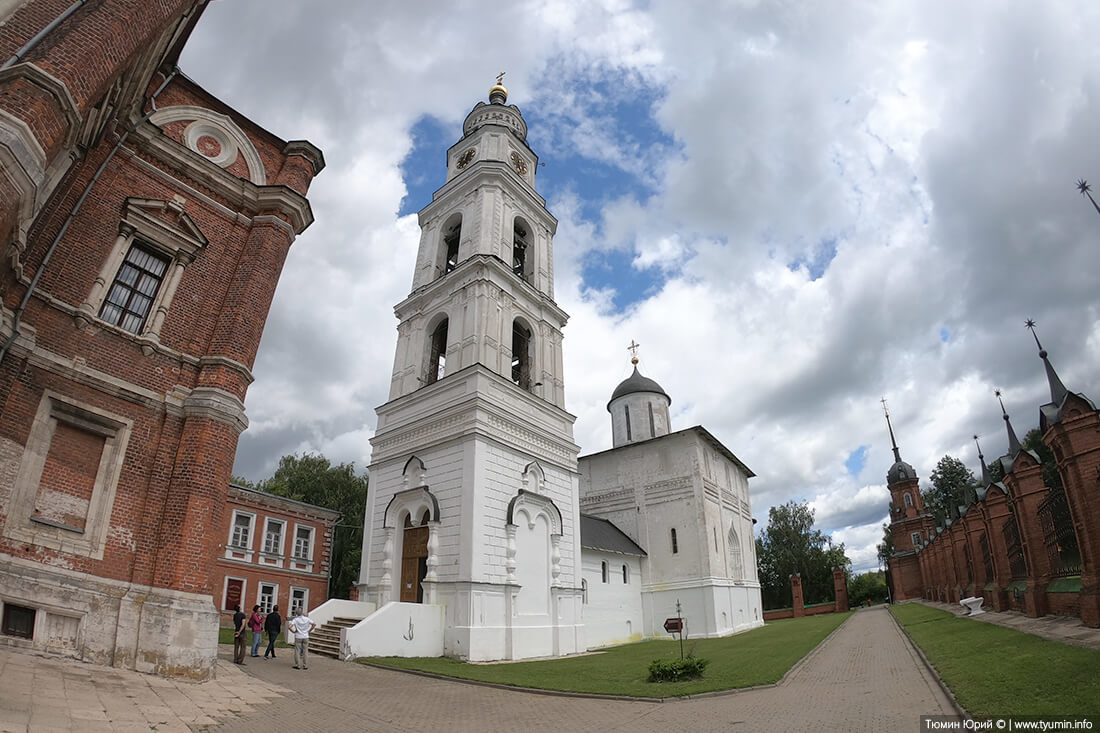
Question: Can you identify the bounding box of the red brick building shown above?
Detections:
[885,332,1100,627]
[214,484,340,626]
[0,2,323,678]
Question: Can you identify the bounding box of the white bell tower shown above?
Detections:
[359,78,584,661]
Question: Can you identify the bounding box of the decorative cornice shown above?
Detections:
[149,105,267,184]
[283,140,325,175]
[130,122,314,233]
[198,355,255,385]
[0,62,81,151]
[182,387,248,434]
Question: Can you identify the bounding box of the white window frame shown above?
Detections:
[2,391,132,560]
[77,197,207,351]
[290,586,309,615]
[258,582,279,615]
[292,523,314,561]
[229,510,255,550]
[262,518,285,557]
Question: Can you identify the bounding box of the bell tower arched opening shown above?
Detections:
[513,217,532,282]
[425,315,449,386]
[511,318,533,391]
[438,214,462,277]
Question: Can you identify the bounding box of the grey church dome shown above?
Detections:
[609,365,670,407]
[887,459,916,484]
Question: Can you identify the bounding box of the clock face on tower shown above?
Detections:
[456,148,476,170]
[510,151,528,175]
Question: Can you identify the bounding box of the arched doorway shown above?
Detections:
[401,512,430,603]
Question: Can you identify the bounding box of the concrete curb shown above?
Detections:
[887,603,969,717]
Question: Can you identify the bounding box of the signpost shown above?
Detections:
[665,599,685,659]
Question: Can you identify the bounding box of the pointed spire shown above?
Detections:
[881,397,902,463]
[1026,319,1069,406]
[996,389,1022,457]
[974,434,991,486]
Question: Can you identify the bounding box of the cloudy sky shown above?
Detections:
[180,1,1100,573]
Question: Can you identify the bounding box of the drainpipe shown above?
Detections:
[2,0,89,69]
[0,67,178,365]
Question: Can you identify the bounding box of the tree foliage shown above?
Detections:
[1022,428,1063,492]
[848,570,888,606]
[755,501,850,609]
[921,455,978,522]
[256,453,368,599]
[876,522,894,567]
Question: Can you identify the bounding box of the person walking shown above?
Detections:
[289,607,317,670]
[232,605,247,665]
[249,605,264,657]
[264,605,282,659]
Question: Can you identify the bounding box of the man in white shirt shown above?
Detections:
[289,608,316,670]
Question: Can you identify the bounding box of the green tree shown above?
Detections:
[922,455,978,521]
[755,501,850,609]
[848,570,888,606]
[258,453,368,599]
[1022,428,1062,492]
[876,522,894,566]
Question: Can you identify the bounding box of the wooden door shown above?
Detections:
[400,526,429,603]
[225,578,243,611]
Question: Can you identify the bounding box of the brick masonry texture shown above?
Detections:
[0,0,322,678]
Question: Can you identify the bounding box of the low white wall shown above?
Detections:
[343,602,444,659]
[307,598,377,628]
[286,598,376,644]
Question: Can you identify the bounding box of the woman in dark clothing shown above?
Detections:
[264,605,282,659]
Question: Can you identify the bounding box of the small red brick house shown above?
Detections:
[214,484,340,625]
[0,2,322,678]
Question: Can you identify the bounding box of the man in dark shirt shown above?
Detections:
[232,605,247,664]
[263,605,282,659]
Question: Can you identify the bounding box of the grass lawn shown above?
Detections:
[217,627,292,648]
[890,603,1100,717]
[361,611,851,698]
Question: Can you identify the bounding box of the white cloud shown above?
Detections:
[183,0,1100,575]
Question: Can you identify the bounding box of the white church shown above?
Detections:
[309,80,762,661]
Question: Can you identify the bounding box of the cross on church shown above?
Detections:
[496,71,505,85]
[627,340,641,359]
[880,397,889,418]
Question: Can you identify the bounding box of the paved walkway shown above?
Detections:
[0,607,955,732]
[919,599,1100,650]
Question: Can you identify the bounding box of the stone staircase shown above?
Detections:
[309,616,362,659]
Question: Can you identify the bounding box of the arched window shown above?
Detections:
[438,214,461,277]
[671,528,678,554]
[425,317,448,385]
[513,218,531,281]
[648,402,656,438]
[622,564,628,583]
[903,493,913,507]
[601,561,608,583]
[624,405,632,441]
[511,319,532,390]
[581,578,588,604]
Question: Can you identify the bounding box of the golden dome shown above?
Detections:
[489,83,508,103]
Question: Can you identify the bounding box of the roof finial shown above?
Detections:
[996,389,1022,456]
[1026,318,1069,406]
[1078,179,1100,217]
[627,339,641,366]
[881,397,902,463]
[489,72,508,104]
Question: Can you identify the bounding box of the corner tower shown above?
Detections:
[882,402,930,601]
[359,80,583,660]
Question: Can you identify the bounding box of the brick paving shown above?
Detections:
[0,606,955,732]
